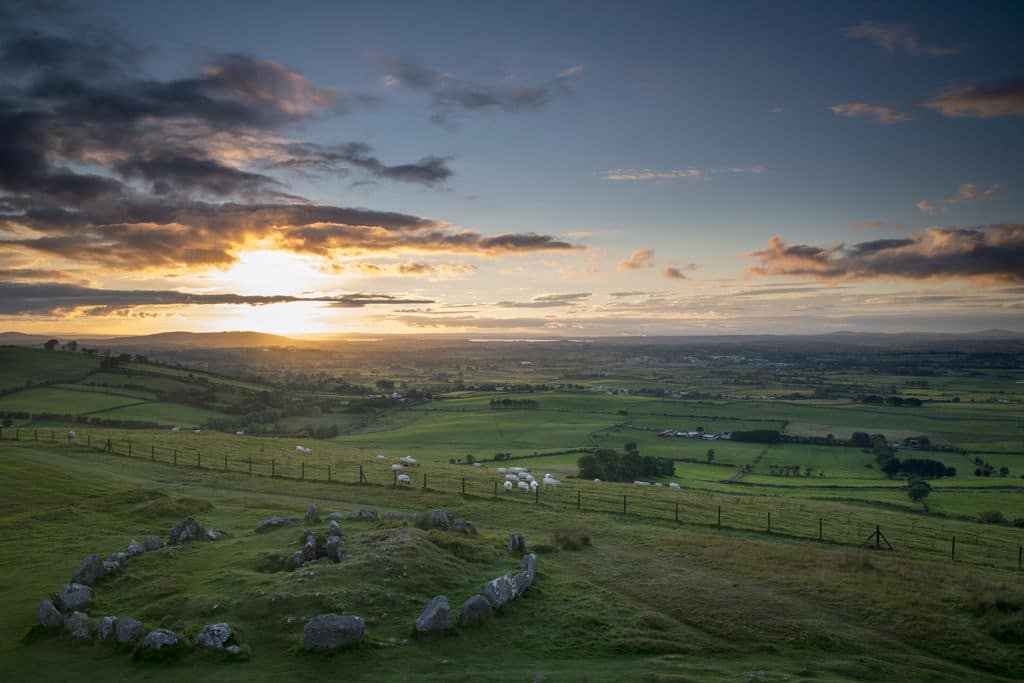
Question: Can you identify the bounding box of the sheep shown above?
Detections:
[505,474,520,483]
[375,454,386,460]
[391,463,404,472]
[397,473,411,486]
[633,480,651,487]
[593,478,602,483]
[296,445,305,453]
[473,462,483,468]
[655,482,664,487]
[517,481,530,492]
[530,480,539,491]
[170,427,179,432]
[400,456,418,466]
[669,482,680,489]
[497,467,508,474]
[542,475,560,488]
[522,473,535,483]
[67,430,76,439]
[504,481,513,493]
[235,431,244,436]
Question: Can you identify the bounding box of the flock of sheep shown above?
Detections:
[496,466,560,494]
[380,454,419,486]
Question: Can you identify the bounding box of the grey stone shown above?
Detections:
[506,533,526,553]
[483,574,517,608]
[325,535,342,562]
[348,509,377,520]
[414,595,454,635]
[109,551,129,564]
[38,598,63,629]
[115,616,145,644]
[196,623,232,650]
[56,583,93,612]
[304,504,320,523]
[255,515,298,532]
[206,529,226,541]
[512,569,534,597]
[324,512,344,520]
[142,628,183,650]
[103,560,120,575]
[168,516,205,544]
[225,644,240,655]
[425,509,453,530]
[98,616,118,640]
[453,518,478,535]
[71,553,106,586]
[458,594,493,627]
[301,535,317,563]
[521,553,538,574]
[143,535,164,551]
[125,539,144,557]
[64,611,93,641]
[290,550,305,569]
[327,520,343,537]
[303,614,365,652]
[382,512,407,520]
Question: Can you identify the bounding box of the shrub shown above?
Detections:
[978,510,1007,525]
[552,527,591,551]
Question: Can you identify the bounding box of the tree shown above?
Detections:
[706,448,716,463]
[43,339,59,351]
[61,340,78,352]
[907,479,931,504]
[880,456,901,478]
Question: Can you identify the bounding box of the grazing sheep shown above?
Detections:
[633,480,651,487]
[376,454,386,460]
[400,456,418,466]
[504,481,513,493]
[655,482,664,487]
[497,467,508,474]
[235,431,244,436]
[542,475,560,488]
[296,445,305,453]
[505,474,519,483]
[170,427,179,432]
[67,431,76,439]
[522,473,535,483]
[517,481,530,492]
[391,463,404,472]
[397,473,411,486]
[473,462,483,468]
[593,478,602,483]
[530,480,539,491]
[669,482,680,489]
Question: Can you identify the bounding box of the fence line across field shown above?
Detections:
[1,427,1020,572]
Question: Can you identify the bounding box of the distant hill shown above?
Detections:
[98,331,311,349]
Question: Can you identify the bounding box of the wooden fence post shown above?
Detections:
[951,536,956,561]
[422,472,426,489]
[493,480,497,498]
[534,485,539,504]
[151,445,155,460]
[768,511,771,533]
[327,465,331,482]
[173,449,177,465]
[272,460,275,478]
[675,502,678,523]
[248,457,252,475]
[462,478,466,496]
[579,490,582,512]
[224,454,227,471]
[51,431,55,441]
[301,462,305,480]
[197,452,201,468]
[623,495,627,515]
[717,505,721,528]
[819,518,823,541]
[16,428,20,440]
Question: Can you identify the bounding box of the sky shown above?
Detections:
[1,0,1022,337]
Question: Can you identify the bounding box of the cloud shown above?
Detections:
[326,261,475,279]
[923,79,1024,119]
[369,53,578,123]
[916,183,1002,214]
[609,291,650,297]
[0,282,433,316]
[619,249,655,270]
[602,166,763,181]
[495,292,591,308]
[853,220,905,230]
[268,142,453,186]
[830,103,911,124]
[842,21,959,57]
[748,224,1024,283]
[662,267,686,280]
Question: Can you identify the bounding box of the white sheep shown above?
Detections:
[391,463,404,472]
[593,478,602,483]
[504,481,513,493]
[505,473,520,483]
[400,456,418,466]
[530,480,539,491]
[634,480,651,487]
[517,481,530,492]
[473,462,483,468]
[655,482,664,487]
[235,431,244,436]
[397,473,411,486]
[171,427,179,432]
[522,473,535,483]
[296,445,305,453]
[376,454,386,460]
[67,431,76,438]
[497,467,508,474]
[669,482,680,489]
[542,475,560,488]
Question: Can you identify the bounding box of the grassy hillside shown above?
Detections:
[0,347,101,391]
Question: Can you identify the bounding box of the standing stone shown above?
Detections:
[521,553,538,574]
[304,504,320,523]
[37,599,63,629]
[453,519,478,535]
[141,629,183,650]
[512,569,534,597]
[126,539,144,557]
[55,583,93,612]
[414,596,454,636]
[325,512,344,520]
[115,616,145,644]
[327,520,343,537]
[303,614,365,652]
[255,515,298,532]
[71,553,106,586]
[143,535,164,551]
[483,574,517,608]
[506,533,526,553]
[98,616,118,640]
[168,516,205,544]
[348,509,377,520]
[325,535,342,562]
[196,623,232,650]
[458,594,493,627]
[301,535,318,563]
[290,550,305,570]
[425,509,453,530]
[64,611,93,641]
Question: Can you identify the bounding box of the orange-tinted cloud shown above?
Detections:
[924,79,1024,119]
[619,249,655,269]
[830,103,911,124]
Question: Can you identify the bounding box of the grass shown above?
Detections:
[0,347,101,392]
[2,440,1023,681]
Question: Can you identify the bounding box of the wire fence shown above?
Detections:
[3,426,1022,572]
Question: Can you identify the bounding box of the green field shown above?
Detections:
[0,347,101,391]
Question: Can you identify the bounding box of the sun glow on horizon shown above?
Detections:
[199,250,336,296]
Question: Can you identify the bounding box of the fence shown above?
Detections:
[2,426,1021,572]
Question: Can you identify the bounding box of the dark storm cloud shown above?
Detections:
[270,142,453,186]
[748,225,1024,283]
[923,79,1024,119]
[0,281,433,316]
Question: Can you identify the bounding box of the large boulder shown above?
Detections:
[141,629,183,650]
[168,516,205,544]
[290,550,305,570]
[483,574,517,608]
[255,515,297,532]
[206,529,226,541]
[458,594,493,627]
[453,518,478,536]
[506,533,526,553]
[424,509,453,530]
[115,616,145,644]
[327,520,343,537]
[521,553,538,574]
[301,535,318,564]
[63,611,93,641]
[196,623,232,650]
[304,504,320,523]
[71,553,106,586]
[143,535,164,551]
[348,509,377,521]
[37,599,63,629]
[303,614,365,652]
[125,539,144,557]
[512,569,534,597]
[325,535,342,562]
[55,583,93,612]
[98,616,118,640]
[414,596,454,636]
[324,512,344,520]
